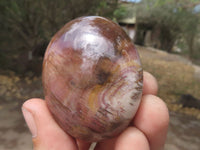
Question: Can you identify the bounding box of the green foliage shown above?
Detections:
[135,0,200,57]
[96,0,118,18]
[0,0,102,50]
[0,0,119,73]
[113,2,137,20]
[113,5,128,20]
[0,0,118,50]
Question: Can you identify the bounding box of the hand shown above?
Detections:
[22,71,169,150]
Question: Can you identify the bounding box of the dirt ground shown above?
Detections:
[0,103,32,150]
[0,102,199,150]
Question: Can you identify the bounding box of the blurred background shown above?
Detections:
[0,0,199,149]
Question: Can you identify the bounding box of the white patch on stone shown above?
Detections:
[100,62,142,120]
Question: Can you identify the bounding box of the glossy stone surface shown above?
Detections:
[42,16,143,142]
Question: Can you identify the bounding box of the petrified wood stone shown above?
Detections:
[42,16,143,142]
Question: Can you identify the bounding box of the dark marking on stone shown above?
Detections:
[110,121,123,130]
[131,92,140,100]
[129,102,134,106]
[97,71,111,85]
[95,57,113,85]
[105,109,113,115]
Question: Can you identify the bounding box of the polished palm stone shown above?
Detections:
[42,16,143,142]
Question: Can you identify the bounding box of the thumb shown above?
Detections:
[22,98,78,150]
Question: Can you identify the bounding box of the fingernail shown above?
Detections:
[22,107,37,138]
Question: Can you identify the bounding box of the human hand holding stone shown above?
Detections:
[22,71,169,150]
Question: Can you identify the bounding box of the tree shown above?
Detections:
[180,7,199,57]
[0,0,119,73]
[0,0,101,53]
[134,0,200,54]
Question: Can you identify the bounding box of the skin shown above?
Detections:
[22,71,169,150]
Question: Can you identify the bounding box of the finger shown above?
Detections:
[133,95,169,150]
[95,127,150,150]
[143,71,158,95]
[22,98,78,150]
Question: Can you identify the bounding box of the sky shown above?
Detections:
[121,0,142,3]
[194,4,200,13]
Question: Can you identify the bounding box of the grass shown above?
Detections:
[137,46,200,119]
